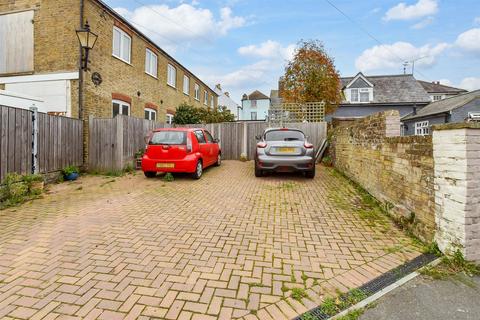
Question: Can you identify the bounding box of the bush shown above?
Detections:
[173,103,235,124]
[0,173,43,209]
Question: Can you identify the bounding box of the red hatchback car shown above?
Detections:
[141,128,221,179]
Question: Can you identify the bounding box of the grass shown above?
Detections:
[420,250,480,280]
[319,289,368,317]
[0,173,44,210]
[290,287,308,301]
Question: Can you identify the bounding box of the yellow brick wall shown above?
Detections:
[0,0,217,121]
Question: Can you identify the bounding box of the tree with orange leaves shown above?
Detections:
[281,40,341,115]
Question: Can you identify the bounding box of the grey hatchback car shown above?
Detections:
[254,128,316,178]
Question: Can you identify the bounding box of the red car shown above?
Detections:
[141,128,221,179]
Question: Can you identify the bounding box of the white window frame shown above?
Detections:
[251,100,257,108]
[145,49,158,78]
[166,113,174,124]
[112,27,131,64]
[194,83,200,101]
[144,108,156,121]
[433,95,443,101]
[204,91,208,105]
[415,121,430,136]
[359,88,370,103]
[167,64,176,88]
[251,112,257,120]
[350,89,359,102]
[112,99,130,117]
[210,96,214,109]
[183,75,190,95]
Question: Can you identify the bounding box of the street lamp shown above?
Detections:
[76,21,98,71]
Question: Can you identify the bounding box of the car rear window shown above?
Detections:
[265,130,305,141]
[150,131,186,145]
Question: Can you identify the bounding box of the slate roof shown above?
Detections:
[418,80,468,94]
[402,89,480,121]
[341,74,431,104]
[244,90,270,101]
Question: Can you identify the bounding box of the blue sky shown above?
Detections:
[104,0,480,103]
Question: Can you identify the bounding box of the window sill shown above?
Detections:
[183,92,190,96]
[145,72,158,80]
[112,54,132,66]
[167,83,177,90]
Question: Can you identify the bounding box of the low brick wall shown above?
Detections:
[332,111,435,240]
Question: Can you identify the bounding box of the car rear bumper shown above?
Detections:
[256,155,315,171]
[141,154,198,173]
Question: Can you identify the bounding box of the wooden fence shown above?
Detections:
[88,115,170,172]
[0,105,83,182]
[88,116,327,171]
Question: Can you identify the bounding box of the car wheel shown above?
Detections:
[254,162,263,177]
[144,171,156,178]
[192,160,203,179]
[215,153,221,166]
[305,166,315,179]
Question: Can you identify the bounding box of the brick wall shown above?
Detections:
[332,110,435,240]
[433,123,480,261]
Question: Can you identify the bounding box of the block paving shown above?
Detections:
[0,161,422,319]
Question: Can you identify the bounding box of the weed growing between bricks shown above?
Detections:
[0,173,44,210]
[420,250,480,280]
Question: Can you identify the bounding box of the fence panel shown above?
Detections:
[37,113,83,174]
[0,105,32,182]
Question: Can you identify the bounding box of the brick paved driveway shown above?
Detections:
[0,161,421,320]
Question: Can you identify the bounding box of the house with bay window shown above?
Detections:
[329,73,431,120]
[0,0,217,123]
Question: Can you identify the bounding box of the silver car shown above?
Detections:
[254,128,316,178]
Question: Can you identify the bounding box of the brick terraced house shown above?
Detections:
[0,0,217,123]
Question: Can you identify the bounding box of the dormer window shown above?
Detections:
[350,88,370,103]
[345,72,374,103]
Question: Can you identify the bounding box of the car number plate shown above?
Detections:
[156,162,175,168]
[277,147,295,153]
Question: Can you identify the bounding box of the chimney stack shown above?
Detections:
[225,92,230,97]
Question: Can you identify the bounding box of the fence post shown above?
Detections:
[30,107,39,174]
[242,122,248,159]
[115,116,124,171]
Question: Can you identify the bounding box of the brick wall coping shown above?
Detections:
[432,122,480,130]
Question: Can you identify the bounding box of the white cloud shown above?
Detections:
[474,17,480,25]
[455,28,480,54]
[411,16,434,29]
[384,0,438,21]
[113,4,245,51]
[458,77,480,91]
[355,41,449,72]
[238,40,295,60]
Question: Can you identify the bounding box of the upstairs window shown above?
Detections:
[351,89,359,102]
[350,88,370,103]
[0,10,34,75]
[204,91,208,105]
[415,121,430,136]
[211,96,214,108]
[251,100,257,108]
[194,84,200,100]
[359,89,370,102]
[113,27,131,63]
[183,75,190,95]
[167,64,176,87]
[145,49,158,77]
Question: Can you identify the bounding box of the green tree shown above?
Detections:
[282,39,341,115]
[172,103,202,124]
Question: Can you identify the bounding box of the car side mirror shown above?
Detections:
[255,134,262,140]
[213,138,220,143]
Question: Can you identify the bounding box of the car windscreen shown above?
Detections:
[264,130,305,141]
[149,131,186,145]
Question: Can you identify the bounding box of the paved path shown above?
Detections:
[361,275,480,320]
[0,161,421,319]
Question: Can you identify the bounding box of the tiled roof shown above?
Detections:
[341,74,431,104]
[418,80,468,94]
[245,90,270,101]
[402,89,480,121]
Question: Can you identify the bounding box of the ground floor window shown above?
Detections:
[415,121,430,136]
[166,113,174,124]
[144,108,156,121]
[112,100,130,117]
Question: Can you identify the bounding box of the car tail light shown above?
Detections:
[186,135,193,153]
[280,128,289,131]
[257,142,267,148]
[304,142,313,149]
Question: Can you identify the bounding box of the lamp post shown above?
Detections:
[76,19,98,167]
[76,21,98,72]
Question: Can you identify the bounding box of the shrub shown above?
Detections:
[62,165,79,176]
